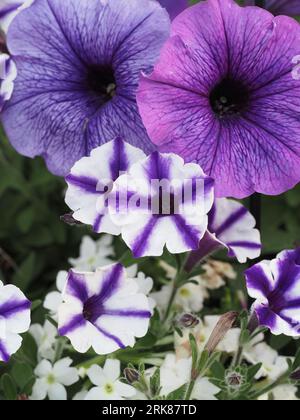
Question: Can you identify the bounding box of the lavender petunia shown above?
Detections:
[245,248,300,337]
[58,264,152,355]
[244,1,300,17]
[109,152,214,257]
[157,0,189,19]
[0,53,16,111]
[0,280,31,363]
[187,198,262,269]
[65,138,146,235]
[137,0,300,198]
[1,0,170,176]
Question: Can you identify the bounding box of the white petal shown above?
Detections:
[48,383,67,401]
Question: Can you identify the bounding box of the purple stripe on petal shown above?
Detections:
[67,271,89,303]
[132,217,158,257]
[246,265,273,297]
[109,137,129,181]
[254,305,277,331]
[0,340,10,363]
[97,264,123,303]
[173,215,200,249]
[103,309,151,318]
[93,214,103,232]
[0,3,22,19]
[214,207,248,236]
[146,151,171,181]
[58,314,85,336]
[95,324,125,349]
[227,241,261,249]
[0,299,31,319]
[65,174,98,194]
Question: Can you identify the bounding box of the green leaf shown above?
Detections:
[150,368,161,397]
[166,384,188,400]
[11,363,34,390]
[247,363,262,381]
[1,374,17,400]
[12,252,36,290]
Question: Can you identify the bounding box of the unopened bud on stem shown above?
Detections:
[205,311,239,354]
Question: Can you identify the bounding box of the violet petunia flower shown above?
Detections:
[187,198,262,269]
[158,0,189,19]
[0,53,16,112]
[109,152,214,257]
[244,1,300,17]
[65,138,146,235]
[0,280,31,363]
[137,0,300,198]
[1,0,170,176]
[245,248,300,337]
[58,264,152,355]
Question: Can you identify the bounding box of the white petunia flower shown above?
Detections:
[85,360,136,400]
[58,264,152,355]
[259,385,299,401]
[244,342,289,381]
[69,235,114,271]
[29,320,57,361]
[43,270,68,320]
[31,357,79,400]
[175,315,240,359]
[158,354,219,400]
[0,280,31,362]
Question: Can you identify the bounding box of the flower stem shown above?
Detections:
[184,379,196,400]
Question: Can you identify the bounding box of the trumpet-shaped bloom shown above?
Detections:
[137,0,300,198]
[0,280,31,362]
[245,248,300,336]
[158,0,188,19]
[245,1,300,17]
[65,138,146,235]
[109,152,214,257]
[58,264,152,354]
[0,53,16,111]
[2,0,170,175]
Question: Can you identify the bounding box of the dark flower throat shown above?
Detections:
[87,65,116,103]
[210,78,249,118]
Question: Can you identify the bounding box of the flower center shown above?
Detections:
[209,78,249,118]
[104,383,114,394]
[83,295,104,323]
[47,374,56,385]
[86,65,116,102]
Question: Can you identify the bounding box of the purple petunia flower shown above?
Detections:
[137,0,300,198]
[109,151,214,257]
[1,0,170,176]
[157,0,189,19]
[245,248,300,337]
[0,53,17,111]
[244,1,300,17]
[58,265,152,355]
[0,280,31,363]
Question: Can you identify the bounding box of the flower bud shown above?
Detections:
[178,313,200,329]
[124,367,140,384]
[205,311,239,354]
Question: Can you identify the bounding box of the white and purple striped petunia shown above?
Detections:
[0,0,33,33]
[187,198,261,268]
[109,152,214,257]
[0,53,17,112]
[58,264,152,354]
[65,138,146,235]
[245,248,300,337]
[0,280,31,363]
